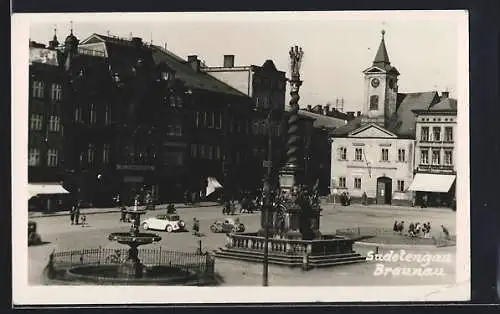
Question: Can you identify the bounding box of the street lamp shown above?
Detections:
[262,109,273,287]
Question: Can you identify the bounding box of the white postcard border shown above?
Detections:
[12,11,470,305]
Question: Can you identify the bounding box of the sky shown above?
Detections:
[27,11,466,112]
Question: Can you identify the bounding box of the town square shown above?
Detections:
[13,11,468,301]
[28,202,457,286]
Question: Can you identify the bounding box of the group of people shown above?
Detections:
[222,200,237,215]
[340,192,352,206]
[392,220,433,238]
[69,201,87,226]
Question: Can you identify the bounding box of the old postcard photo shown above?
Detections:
[12,10,470,304]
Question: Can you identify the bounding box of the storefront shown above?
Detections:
[28,183,70,212]
[408,173,456,208]
[115,164,158,206]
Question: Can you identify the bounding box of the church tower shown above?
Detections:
[63,24,79,71]
[361,30,400,128]
[48,27,59,50]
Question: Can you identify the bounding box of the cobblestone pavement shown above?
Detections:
[26,203,457,286]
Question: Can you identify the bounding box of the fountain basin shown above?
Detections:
[108,232,162,245]
[43,247,218,286]
[64,264,197,285]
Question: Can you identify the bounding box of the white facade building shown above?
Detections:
[330,31,452,206]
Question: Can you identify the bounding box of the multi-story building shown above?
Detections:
[202,56,287,188]
[408,93,457,208]
[28,37,68,212]
[33,30,256,207]
[330,31,443,206]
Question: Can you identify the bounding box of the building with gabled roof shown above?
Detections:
[408,91,458,208]
[330,30,455,207]
[61,32,256,204]
[25,30,259,210]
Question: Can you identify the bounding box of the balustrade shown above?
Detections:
[227,233,354,256]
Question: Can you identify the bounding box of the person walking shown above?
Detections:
[74,201,81,225]
[192,217,200,236]
[69,204,76,225]
[361,192,368,206]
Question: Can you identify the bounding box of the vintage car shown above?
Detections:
[142,214,186,232]
[28,221,42,246]
[210,218,245,233]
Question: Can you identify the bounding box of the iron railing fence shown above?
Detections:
[50,247,215,276]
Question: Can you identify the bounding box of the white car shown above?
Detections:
[142,214,186,232]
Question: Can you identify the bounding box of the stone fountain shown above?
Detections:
[215,46,366,270]
[43,207,217,285]
[107,207,162,278]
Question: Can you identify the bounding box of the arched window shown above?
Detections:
[369,95,379,110]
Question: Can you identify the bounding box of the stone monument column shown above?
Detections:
[278,46,306,240]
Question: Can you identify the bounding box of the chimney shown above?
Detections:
[131,37,142,48]
[164,43,167,50]
[223,55,235,68]
[357,111,361,117]
[441,91,449,99]
[307,105,312,111]
[188,55,200,72]
[317,105,323,114]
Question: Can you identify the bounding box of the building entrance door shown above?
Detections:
[376,176,392,205]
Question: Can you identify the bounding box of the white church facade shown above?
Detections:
[330,30,452,206]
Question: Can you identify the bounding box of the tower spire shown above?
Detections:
[48,24,60,49]
[373,29,390,68]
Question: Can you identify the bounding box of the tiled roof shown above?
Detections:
[150,45,247,97]
[373,36,391,68]
[331,91,440,138]
[298,110,347,129]
[386,91,440,137]
[428,98,457,111]
[79,33,246,97]
[330,116,363,136]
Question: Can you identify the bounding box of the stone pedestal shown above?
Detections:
[117,245,144,278]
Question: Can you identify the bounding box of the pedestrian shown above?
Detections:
[120,205,127,222]
[74,201,81,225]
[361,192,368,206]
[69,204,75,225]
[81,214,87,227]
[421,194,428,208]
[167,203,176,214]
[114,193,121,208]
[192,218,200,236]
[441,224,450,240]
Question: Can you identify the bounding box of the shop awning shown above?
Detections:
[28,183,70,199]
[408,174,456,193]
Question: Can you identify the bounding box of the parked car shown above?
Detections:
[210,218,245,233]
[142,214,186,232]
[28,221,42,246]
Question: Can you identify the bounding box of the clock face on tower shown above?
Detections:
[371,78,380,88]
